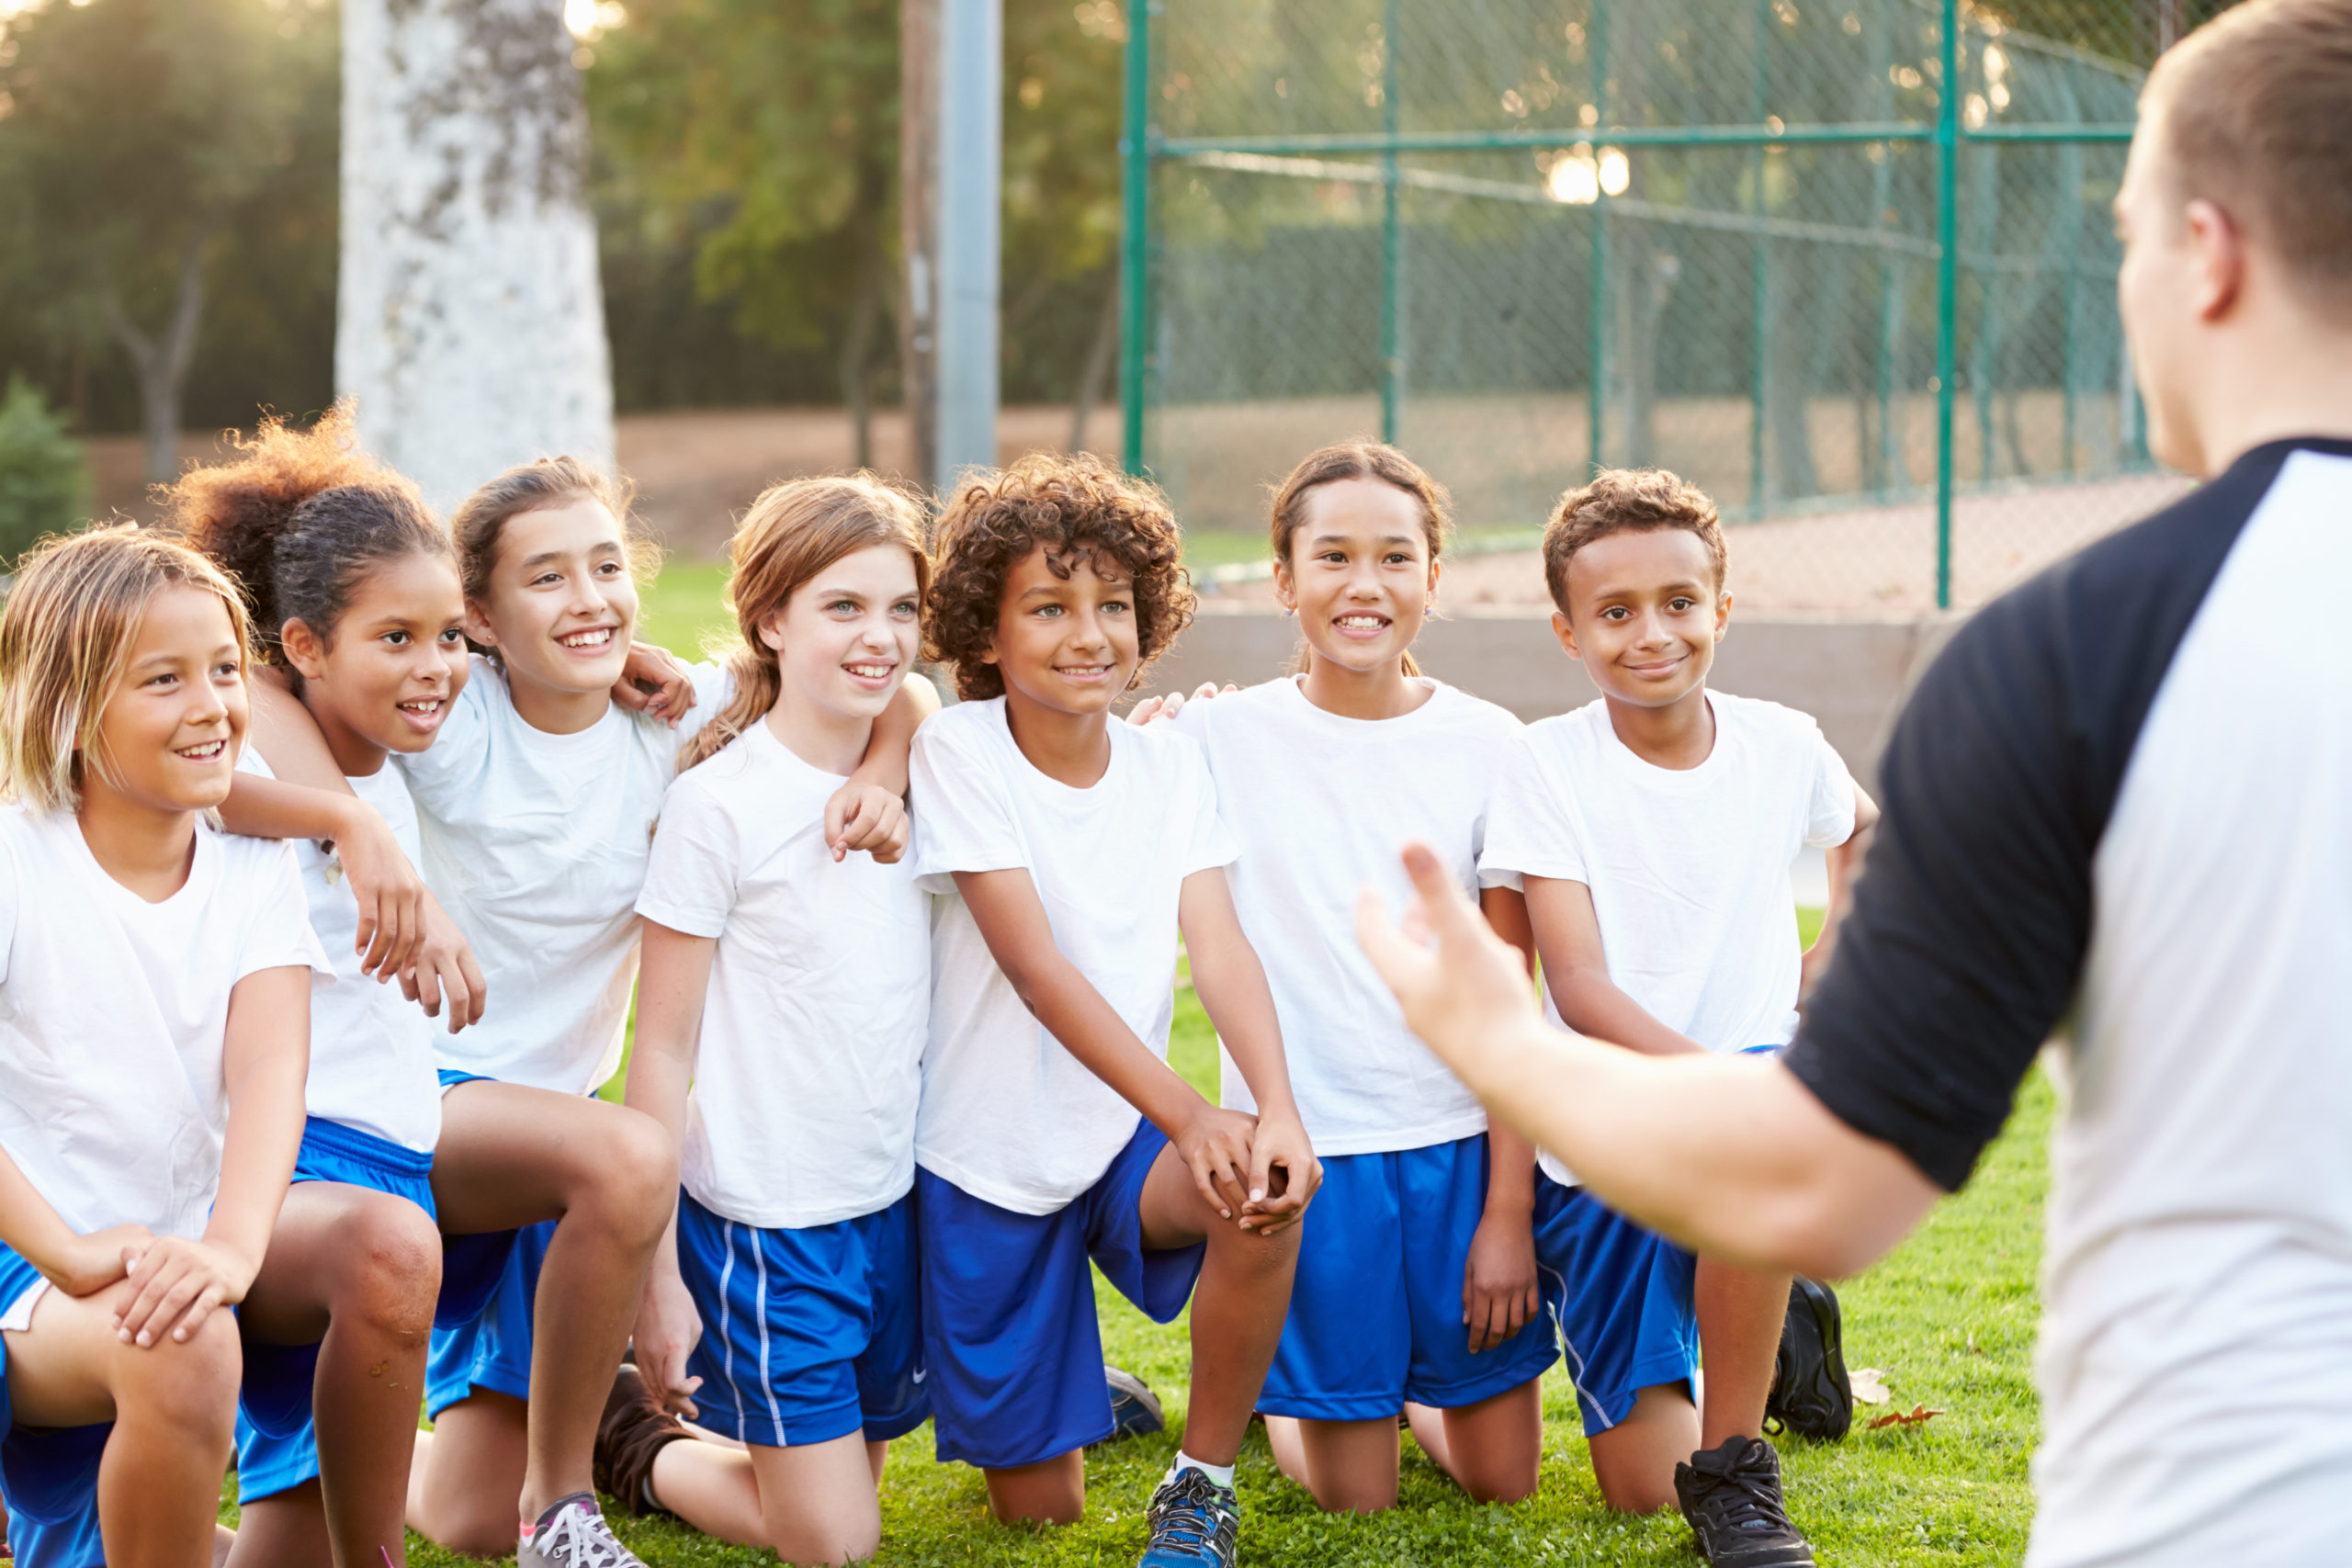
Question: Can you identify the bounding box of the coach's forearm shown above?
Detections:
[1461,1021,1936,1277]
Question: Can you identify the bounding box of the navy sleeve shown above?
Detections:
[1782,442,2324,1190]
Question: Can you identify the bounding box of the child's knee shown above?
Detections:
[334,1199,442,1337]
[118,1309,242,1444]
[582,1106,680,1234]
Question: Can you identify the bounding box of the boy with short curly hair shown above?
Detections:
[909,452,1320,1568]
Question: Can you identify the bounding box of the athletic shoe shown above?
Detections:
[593,1363,693,1516]
[1138,1467,1240,1568]
[1100,1364,1167,1442]
[517,1492,649,1568]
[1674,1437,1815,1568]
[1765,1276,1853,1442]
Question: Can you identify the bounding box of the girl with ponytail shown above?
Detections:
[594,475,935,1563]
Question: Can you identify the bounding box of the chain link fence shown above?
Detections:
[1117,0,2207,615]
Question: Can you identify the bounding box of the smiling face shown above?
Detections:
[85,584,249,816]
[759,544,922,726]
[466,498,639,697]
[983,543,1140,721]
[1554,525,1728,709]
[1274,477,1439,674]
[283,551,470,769]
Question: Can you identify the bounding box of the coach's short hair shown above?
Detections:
[1542,468,1725,616]
[2143,0,2352,313]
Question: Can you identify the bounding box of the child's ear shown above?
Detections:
[756,610,787,655]
[1271,555,1297,615]
[461,602,498,649]
[1551,609,1583,661]
[280,618,330,684]
[1712,590,1733,642]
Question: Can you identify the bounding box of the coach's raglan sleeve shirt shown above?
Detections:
[1780,436,2352,1567]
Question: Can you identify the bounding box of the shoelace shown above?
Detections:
[1690,1454,1797,1537]
[1148,1472,1238,1559]
[533,1500,636,1568]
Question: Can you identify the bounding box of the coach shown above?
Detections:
[1357,3,2352,1562]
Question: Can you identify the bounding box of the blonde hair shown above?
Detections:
[677,473,932,773]
[0,525,252,814]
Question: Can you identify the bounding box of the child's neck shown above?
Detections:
[302,686,390,779]
[1602,682,1715,771]
[76,782,199,903]
[1002,688,1113,788]
[1299,652,1430,721]
[506,668,612,737]
[763,690,873,778]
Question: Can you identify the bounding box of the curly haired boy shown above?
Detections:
[908,452,1321,1568]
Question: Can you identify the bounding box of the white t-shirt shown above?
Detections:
[1174,675,1521,1155]
[637,721,930,1229]
[909,697,1237,1215]
[1481,692,1855,1186]
[0,806,328,1240]
[238,750,442,1153]
[393,656,721,1095]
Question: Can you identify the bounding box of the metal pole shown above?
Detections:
[1378,0,1402,445]
[1748,0,1770,520]
[1117,0,1151,475]
[1587,0,1609,476]
[935,0,1001,491]
[1933,0,1958,610]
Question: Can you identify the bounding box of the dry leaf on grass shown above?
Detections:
[1868,1403,1943,1431]
[1849,1368,1892,1405]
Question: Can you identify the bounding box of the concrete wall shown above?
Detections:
[1145,609,1966,793]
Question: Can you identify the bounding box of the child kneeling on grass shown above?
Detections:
[910,452,1319,1568]
[1479,468,1878,1568]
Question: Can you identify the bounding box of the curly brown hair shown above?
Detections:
[924,451,1194,702]
[1543,468,1726,616]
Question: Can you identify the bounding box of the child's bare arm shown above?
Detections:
[1804,784,1882,998]
[1178,867,1321,1235]
[1522,874,1706,1057]
[1465,886,1543,1351]
[956,866,1257,1222]
[625,920,717,1416]
[118,964,310,1348]
[827,674,942,864]
[0,1147,151,1298]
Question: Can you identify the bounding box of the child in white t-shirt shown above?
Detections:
[1143,443,1551,1514]
[909,453,1317,1567]
[1479,468,1878,1568]
[586,475,935,1565]
[0,528,324,1568]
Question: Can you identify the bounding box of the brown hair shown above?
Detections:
[168,403,449,668]
[1543,468,1727,615]
[0,525,252,814]
[678,474,933,773]
[1267,442,1452,678]
[448,457,659,655]
[924,451,1194,702]
[2143,0,2352,314]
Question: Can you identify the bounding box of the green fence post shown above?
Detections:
[1117,0,1153,477]
[1587,0,1609,476]
[1933,0,1958,609]
[1378,0,1402,445]
[1748,0,1771,520]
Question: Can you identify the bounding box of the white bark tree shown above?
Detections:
[338,0,615,513]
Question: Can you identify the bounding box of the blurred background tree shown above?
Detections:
[0,375,87,561]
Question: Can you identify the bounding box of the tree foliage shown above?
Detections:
[0,375,88,566]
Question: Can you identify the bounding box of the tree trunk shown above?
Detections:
[337,0,615,513]
[1069,275,1118,455]
[99,221,213,485]
[899,0,940,493]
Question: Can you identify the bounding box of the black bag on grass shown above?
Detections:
[1765,1275,1853,1442]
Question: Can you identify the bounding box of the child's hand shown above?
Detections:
[332,801,428,981]
[1462,1210,1540,1352]
[35,1224,152,1298]
[401,893,489,1032]
[114,1236,255,1348]
[1237,1112,1321,1237]
[1126,682,1236,727]
[632,1268,706,1419]
[1174,1105,1262,1224]
[824,782,910,864]
[616,641,698,728]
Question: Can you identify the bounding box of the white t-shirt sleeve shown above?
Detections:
[1803,730,1860,850]
[1175,743,1239,877]
[910,719,1027,893]
[0,832,17,987]
[1479,730,1588,884]
[637,779,741,940]
[239,840,334,984]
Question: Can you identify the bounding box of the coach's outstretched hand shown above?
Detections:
[1356,840,1543,1088]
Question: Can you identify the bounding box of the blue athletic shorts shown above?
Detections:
[1261,1134,1560,1421]
[676,1188,928,1448]
[916,1120,1204,1470]
[1532,1172,1699,1438]
[0,1244,105,1568]
[236,1117,436,1505]
[424,1068,548,1417]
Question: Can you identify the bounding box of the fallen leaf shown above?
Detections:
[1849,1368,1892,1405]
[1868,1403,1944,1431]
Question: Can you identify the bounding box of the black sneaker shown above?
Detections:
[1137,1466,1239,1568]
[1765,1276,1853,1442]
[1675,1437,1815,1567]
[593,1363,693,1516]
[1099,1364,1167,1442]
